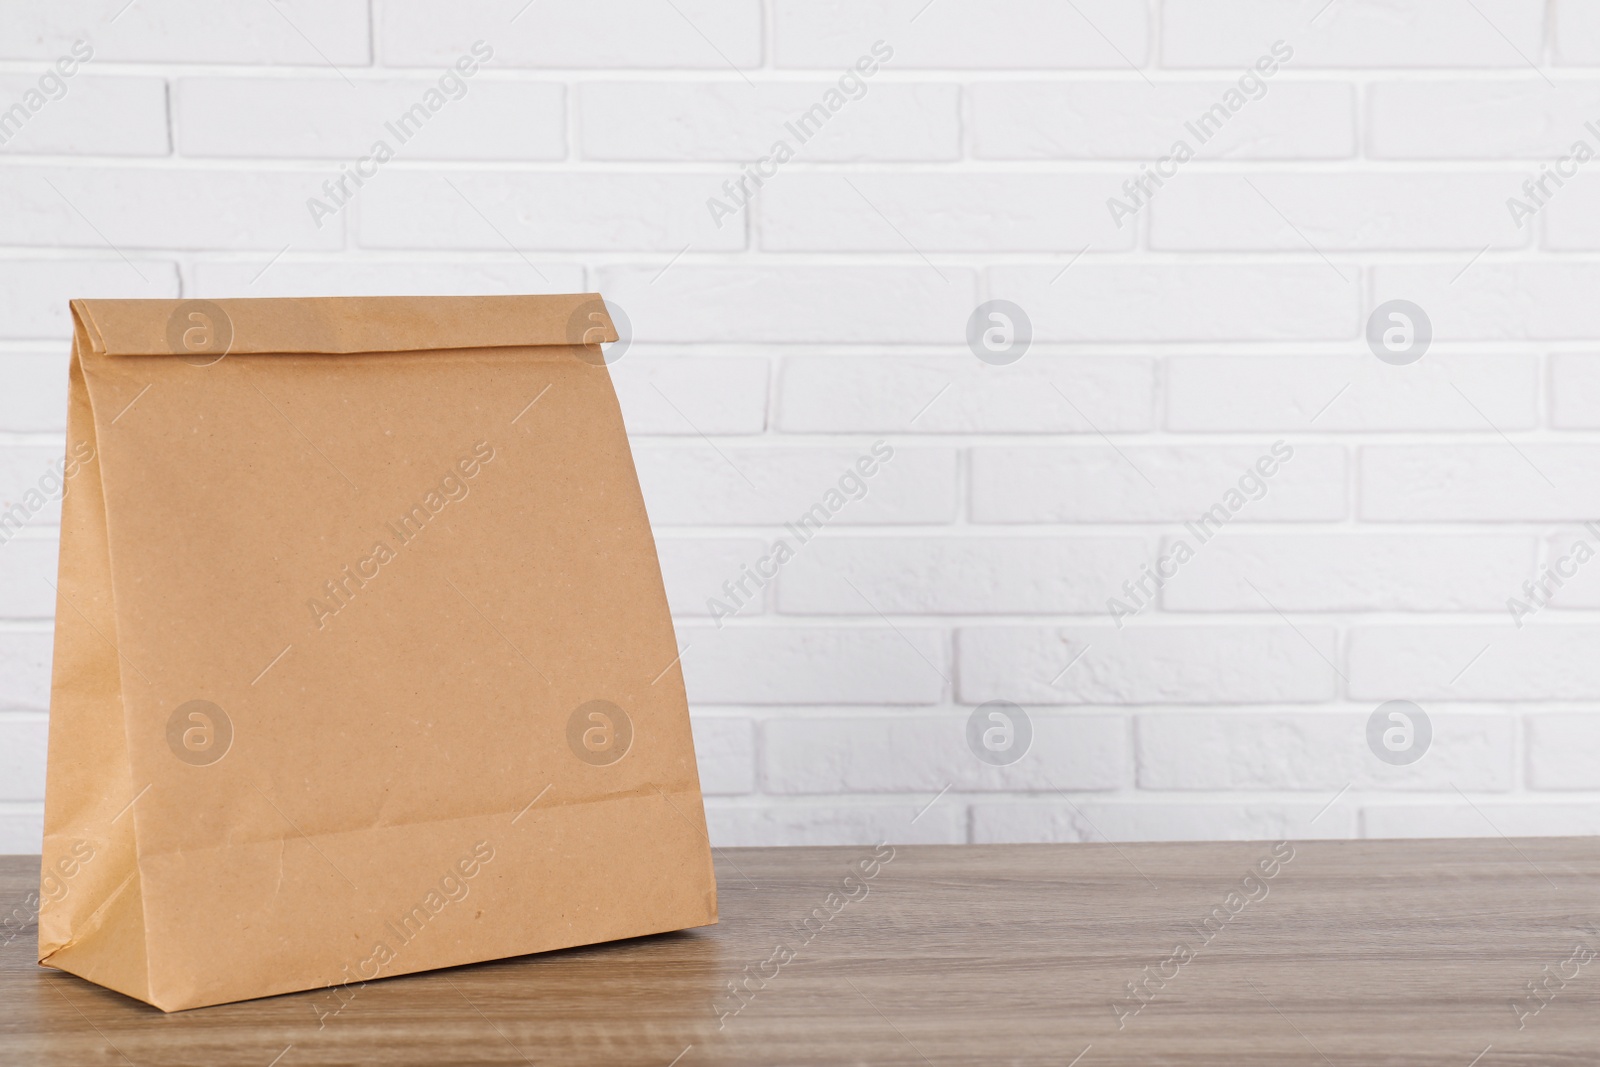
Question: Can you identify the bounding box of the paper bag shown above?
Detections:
[38,293,717,1012]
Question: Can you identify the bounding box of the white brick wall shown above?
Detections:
[1,0,1596,852]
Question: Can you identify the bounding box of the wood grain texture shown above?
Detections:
[3,838,1599,1065]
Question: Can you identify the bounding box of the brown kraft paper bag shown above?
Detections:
[38,293,717,1011]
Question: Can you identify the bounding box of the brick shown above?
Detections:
[1527,714,1600,789]
[1551,355,1600,428]
[358,172,741,252]
[176,78,565,160]
[970,444,1346,523]
[0,716,47,799]
[1555,0,1600,65]
[0,353,68,433]
[973,81,1355,160]
[761,173,1134,252]
[1151,173,1525,251]
[1160,534,1537,613]
[657,537,772,617]
[0,539,58,620]
[634,444,955,526]
[1363,803,1600,838]
[679,626,947,705]
[972,802,1355,843]
[777,355,1154,434]
[691,716,755,795]
[0,75,167,156]
[1348,625,1600,701]
[706,800,964,846]
[595,266,977,343]
[1367,81,1600,159]
[1530,526,1600,611]
[763,713,1127,793]
[0,1,372,63]
[989,265,1359,342]
[611,356,768,436]
[1162,0,1545,68]
[578,82,960,161]
[1372,263,1600,340]
[1137,712,1514,791]
[1541,174,1600,250]
[1165,354,1538,432]
[378,0,762,69]
[0,447,76,530]
[192,259,585,298]
[0,167,341,251]
[0,633,52,711]
[0,258,178,341]
[773,0,1148,69]
[1360,445,1600,521]
[777,536,1149,615]
[957,626,1340,706]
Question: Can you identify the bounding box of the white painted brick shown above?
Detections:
[776,536,1148,615]
[176,78,565,160]
[193,259,584,298]
[1532,526,1600,611]
[1348,626,1600,702]
[658,537,771,617]
[761,174,1134,252]
[970,444,1346,523]
[1555,0,1600,65]
[611,356,768,436]
[679,626,947,705]
[0,258,178,341]
[972,802,1355,843]
[957,626,1340,706]
[1162,0,1545,68]
[773,0,1148,69]
[990,265,1359,342]
[1551,355,1600,428]
[778,356,1153,434]
[1372,263,1600,340]
[1161,534,1537,613]
[0,1,371,63]
[0,353,68,433]
[974,81,1354,161]
[635,444,955,526]
[1527,714,1600,789]
[0,167,341,251]
[0,634,52,712]
[706,800,964,846]
[1367,81,1600,159]
[0,446,74,530]
[357,172,741,252]
[0,75,167,156]
[1137,712,1514,791]
[690,716,755,795]
[763,713,1127,793]
[578,82,960,161]
[0,539,58,620]
[1360,445,1600,521]
[0,807,42,854]
[1363,803,1600,838]
[1540,172,1600,250]
[596,266,977,343]
[1166,354,1538,432]
[1151,174,1525,251]
[378,0,762,69]
[0,717,47,800]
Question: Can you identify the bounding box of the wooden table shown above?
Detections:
[3,838,1598,1065]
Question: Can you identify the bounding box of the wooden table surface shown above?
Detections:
[3,838,1599,1065]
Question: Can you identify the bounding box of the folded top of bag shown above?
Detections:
[70,293,618,357]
